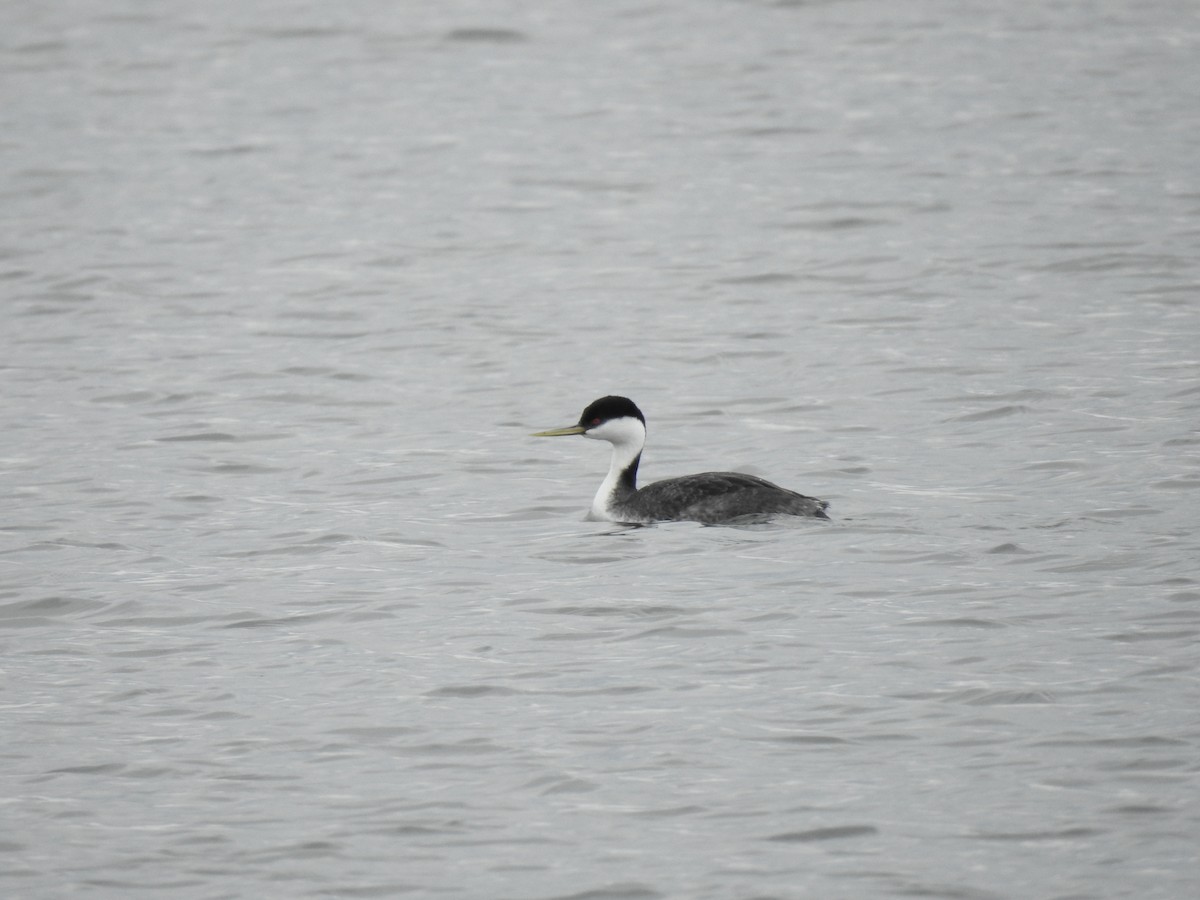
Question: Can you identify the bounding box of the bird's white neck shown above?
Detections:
[584,416,645,521]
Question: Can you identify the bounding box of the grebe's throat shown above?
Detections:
[587,416,645,520]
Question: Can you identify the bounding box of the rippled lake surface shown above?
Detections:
[4,1,1199,897]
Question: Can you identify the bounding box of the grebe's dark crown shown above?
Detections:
[578,396,645,430]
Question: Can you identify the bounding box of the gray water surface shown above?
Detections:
[3,1,1199,898]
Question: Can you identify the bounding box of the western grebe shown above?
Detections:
[532,395,829,525]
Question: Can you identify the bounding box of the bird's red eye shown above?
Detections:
[591,418,601,425]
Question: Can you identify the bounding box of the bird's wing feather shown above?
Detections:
[635,472,828,522]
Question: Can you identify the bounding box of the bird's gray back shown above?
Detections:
[622,472,829,524]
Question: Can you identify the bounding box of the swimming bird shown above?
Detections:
[532,395,829,524]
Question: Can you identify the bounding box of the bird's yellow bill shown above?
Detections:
[531,424,586,437]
